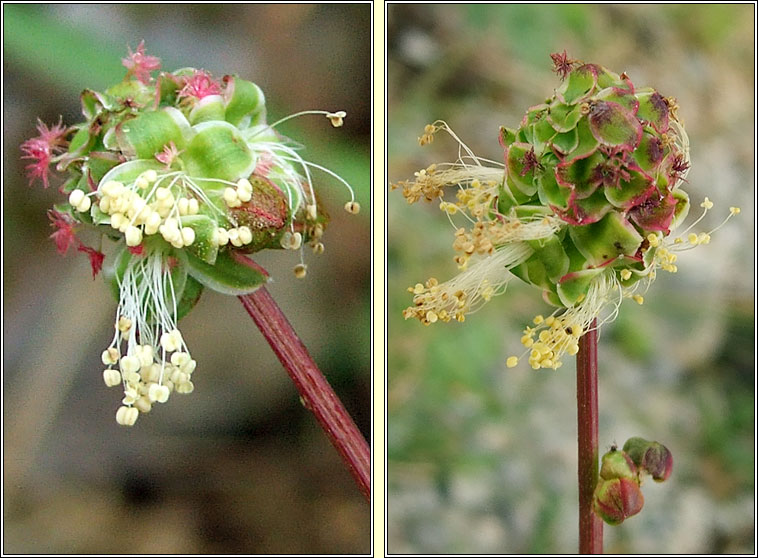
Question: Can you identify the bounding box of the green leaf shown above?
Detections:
[186,249,269,295]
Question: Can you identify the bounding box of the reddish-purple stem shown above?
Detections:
[577,318,603,553]
[238,287,370,502]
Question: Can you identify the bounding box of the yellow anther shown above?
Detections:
[506,356,519,368]
[533,315,544,325]
[116,406,139,426]
[344,201,361,214]
[148,383,170,404]
[567,343,579,356]
[633,294,644,305]
[545,316,555,327]
[425,311,438,323]
[698,232,710,245]
[326,111,346,127]
[730,207,741,215]
[646,233,660,247]
[103,369,122,387]
[620,269,632,281]
[688,232,699,245]
[538,330,551,343]
[294,263,307,279]
[700,197,713,209]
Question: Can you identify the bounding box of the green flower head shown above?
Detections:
[22,41,360,425]
[394,53,739,371]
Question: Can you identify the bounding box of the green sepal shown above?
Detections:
[635,89,669,133]
[499,126,517,150]
[228,175,290,251]
[556,64,597,105]
[68,126,91,153]
[604,170,655,210]
[669,189,690,230]
[599,448,638,481]
[156,72,181,106]
[115,108,190,159]
[80,88,118,120]
[556,267,604,307]
[568,212,643,267]
[183,121,255,182]
[564,118,599,162]
[506,143,539,196]
[99,159,165,190]
[596,86,640,114]
[175,275,204,320]
[186,248,269,295]
[105,79,154,107]
[633,131,665,172]
[180,214,219,264]
[188,95,226,125]
[223,76,266,128]
[527,234,570,283]
[552,127,579,155]
[537,168,570,210]
[588,101,642,149]
[84,152,122,184]
[555,150,604,199]
[547,102,583,133]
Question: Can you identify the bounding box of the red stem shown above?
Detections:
[238,287,371,502]
[577,318,602,553]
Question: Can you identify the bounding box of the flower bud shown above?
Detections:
[593,476,644,525]
[599,447,637,481]
[623,437,673,482]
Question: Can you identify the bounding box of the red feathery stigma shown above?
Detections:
[122,40,161,84]
[155,141,182,167]
[77,244,105,279]
[48,210,78,255]
[520,147,543,176]
[178,70,222,100]
[550,50,577,81]
[671,153,690,181]
[20,118,70,188]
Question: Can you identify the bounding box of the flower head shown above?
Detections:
[24,43,360,425]
[394,54,740,371]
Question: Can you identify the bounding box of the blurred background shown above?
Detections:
[388,4,754,554]
[4,4,370,554]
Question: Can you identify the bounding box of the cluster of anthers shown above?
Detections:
[394,120,740,371]
[100,251,197,426]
